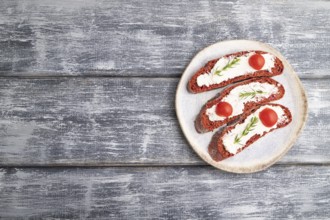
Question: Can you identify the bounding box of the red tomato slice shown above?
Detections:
[259,108,278,127]
[215,102,233,117]
[249,54,265,70]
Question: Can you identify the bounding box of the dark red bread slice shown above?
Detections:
[188,51,284,93]
[195,77,285,133]
[208,103,292,162]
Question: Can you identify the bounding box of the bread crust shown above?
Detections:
[208,103,292,162]
[195,77,285,133]
[187,51,284,93]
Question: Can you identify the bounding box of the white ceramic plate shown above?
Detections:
[176,40,308,173]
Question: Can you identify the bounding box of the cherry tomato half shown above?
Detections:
[215,102,233,117]
[259,108,278,127]
[249,54,265,70]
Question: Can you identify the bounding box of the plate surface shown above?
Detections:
[176,40,308,173]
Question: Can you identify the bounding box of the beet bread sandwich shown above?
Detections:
[195,77,285,133]
[208,103,292,162]
[188,51,284,93]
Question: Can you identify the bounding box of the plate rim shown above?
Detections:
[175,39,308,173]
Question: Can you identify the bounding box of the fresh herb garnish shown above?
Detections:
[239,90,265,99]
[234,116,259,145]
[214,58,240,76]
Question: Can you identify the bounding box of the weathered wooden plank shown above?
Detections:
[0,77,328,165]
[0,166,329,219]
[0,0,329,77]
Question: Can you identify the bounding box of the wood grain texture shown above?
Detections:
[0,0,329,77]
[0,166,330,219]
[0,77,328,165]
[0,0,329,218]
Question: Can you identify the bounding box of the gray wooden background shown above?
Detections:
[0,0,329,219]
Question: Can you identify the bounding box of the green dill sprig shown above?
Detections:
[234,116,259,145]
[239,90,265,99]
[214,58,240,76]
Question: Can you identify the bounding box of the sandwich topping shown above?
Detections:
[196,52,276,87]
[206,82,280,122]
[222,105,289,155]
[215,102,233,117]
[249,53,265,70]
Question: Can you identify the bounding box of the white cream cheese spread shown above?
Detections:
[206,82,280,121]
[196,52,276,87]
[222,105,288,155]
